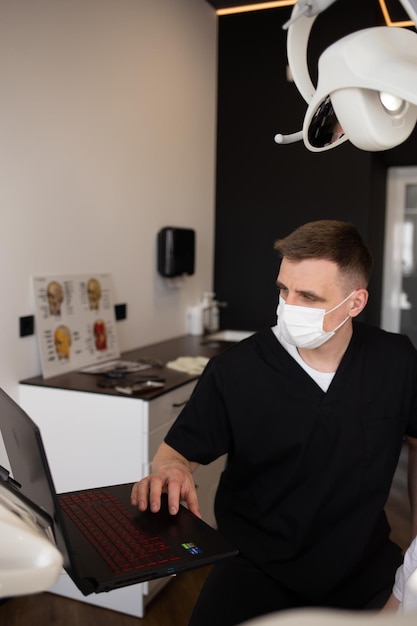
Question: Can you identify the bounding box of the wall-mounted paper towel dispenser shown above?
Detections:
[157,227,195,278]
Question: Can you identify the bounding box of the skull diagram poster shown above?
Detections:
[32,274,120,378]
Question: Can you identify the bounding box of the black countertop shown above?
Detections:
[20,335,232,401]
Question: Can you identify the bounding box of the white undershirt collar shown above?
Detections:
[271,325,335,392]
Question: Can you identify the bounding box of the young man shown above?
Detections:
[131,220,417,626]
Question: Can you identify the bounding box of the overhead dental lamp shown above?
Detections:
[275,0,417,151]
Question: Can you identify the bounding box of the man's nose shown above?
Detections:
[284,293,297,306]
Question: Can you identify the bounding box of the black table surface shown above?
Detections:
[20,334,233,401]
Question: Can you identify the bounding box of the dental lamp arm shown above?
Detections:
[275,2,321,143]
[274,131,303,144]
[283,0,339,30]
[401,0,417,27]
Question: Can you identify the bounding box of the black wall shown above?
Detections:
[213,0,417,332]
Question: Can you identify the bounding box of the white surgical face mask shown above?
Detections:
[277,291,356,349]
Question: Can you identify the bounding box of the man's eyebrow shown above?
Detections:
[276,281,326,301]
[298,290,326,302]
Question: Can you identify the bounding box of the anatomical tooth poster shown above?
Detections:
[32,273,120,378]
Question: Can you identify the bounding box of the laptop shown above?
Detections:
[0,388,237,595]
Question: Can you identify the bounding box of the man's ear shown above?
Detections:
[349,289,369,318]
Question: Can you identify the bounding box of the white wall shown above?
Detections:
[0,0,218,401]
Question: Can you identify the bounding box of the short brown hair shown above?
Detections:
[274,220,373,287]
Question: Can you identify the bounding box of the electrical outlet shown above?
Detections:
[19,315,35,337]
[114,303,127,321]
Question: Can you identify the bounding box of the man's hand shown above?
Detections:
[130,442,201,517]
[379,592,400,613]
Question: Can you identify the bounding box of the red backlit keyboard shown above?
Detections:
[60,490,180,575]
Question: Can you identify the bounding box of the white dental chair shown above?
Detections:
[0,481,62,598]
[242,609,417,626]
[241,570,417,626]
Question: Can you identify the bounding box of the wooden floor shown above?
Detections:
[0,566,211,626]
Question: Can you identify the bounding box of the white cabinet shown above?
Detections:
[18,387,146,492]
[18,379,224,618]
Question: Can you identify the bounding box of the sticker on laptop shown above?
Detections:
[181,541,203,555]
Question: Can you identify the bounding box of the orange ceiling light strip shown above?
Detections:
[216,1,296,16]
[377,0,414,26]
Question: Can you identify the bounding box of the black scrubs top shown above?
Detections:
[165,322,417,603]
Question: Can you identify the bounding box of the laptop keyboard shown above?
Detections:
[60,490,181,575]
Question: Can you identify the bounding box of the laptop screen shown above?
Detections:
[0,388,71,567]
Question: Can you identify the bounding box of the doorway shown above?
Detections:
[381,166,417,347]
